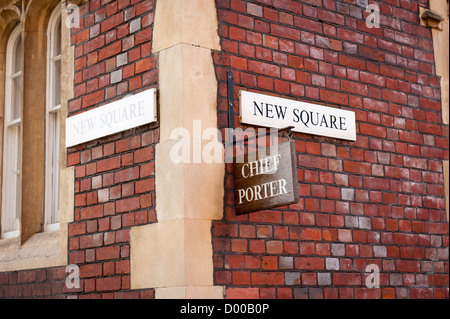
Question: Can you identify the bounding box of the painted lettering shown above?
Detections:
[340,117,347,131]
[265,103,274,119]
[274,105,287,120]
[254,101,264,116]
[237,178,289,204]
[240,90,356,141]
[66,89,156,147]
[241,154,282,179]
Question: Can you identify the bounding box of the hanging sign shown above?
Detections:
[66,88,157,147]
[233,141,298,214]
[240,90,356,141]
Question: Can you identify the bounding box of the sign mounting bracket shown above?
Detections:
[227,70,235,132]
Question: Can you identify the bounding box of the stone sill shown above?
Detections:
[0,229,65,272]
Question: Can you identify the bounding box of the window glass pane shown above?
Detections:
[13,34,22,74]
[3,126,21,233]
[12,75,21,121]
[2,25,21,238]
[51,112,61,224]
[15,176,20,224]
[54,16,62,57]
[13,125,21,226]
[44,8,62,228]
[53,59,61,107]
[45,111,61,225]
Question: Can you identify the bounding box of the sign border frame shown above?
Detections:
[239,90,357,141]
[66,88,158,148]
[233,140,299,215]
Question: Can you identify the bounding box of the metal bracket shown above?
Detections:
[227,70,235,132]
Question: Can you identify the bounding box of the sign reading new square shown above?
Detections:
[239,90,356,141]
[66,89,157,147]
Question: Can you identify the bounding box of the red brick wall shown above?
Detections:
[0,0,158,299]
[212,0,449,299]
[67,0,158,299]
[1,0,449,300]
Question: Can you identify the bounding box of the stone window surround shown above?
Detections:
[0,0,74,272]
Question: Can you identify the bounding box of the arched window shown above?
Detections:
[1,24,22,238]
[45,6,62,230]
[1,1,74,271]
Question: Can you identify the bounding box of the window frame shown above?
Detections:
[1,24,23,239]
[44,5,63,231]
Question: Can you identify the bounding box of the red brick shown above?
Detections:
[114,167,139,183]
[134,147,154,163]
[419,97,441,111]
[409,288,434,299]
[302,272,317,285]
[101,12,124,33]
[261,256,278,270]
[291,227,322,241]
[399,130,423,144]
[229,26,246,41]
[396,260,420,273]
[96,246,121,261]
[136,57,156,74]
[98,41,121,61]
[97,156,121,173]
[135,178,154,194]
[333,273,361,286]
[80,204,104,220]
[116,197,140,213]
[428,274,449,286]
[358,46,384,62]
[230,56,248,70]
[80,264,103,278]
[341,80,368,96]
[360,72,386,87]
[288,55,304,69]
[82,90,105,108]
[226,287,260,299]
[343,160,372,175]
[403,156,427,170]
[339,55,366,70]
[249,60,281,77]
[136,0,155,15]
[382,89,407,105]
[80,234,103,249]
[273,0,302,14]
[251,272,284,285]
[296,70,311,84]
[84,37,106,56]
[355,288,382,299]
[271,24,300,41]
[140,193,153,208]
[96,276,121,291]
[337,28,364,44]
[295,257,324,270]
[320,89,348,105]
[380,64,405,79]
[82,63,105,82]
[69,222,86,236]
[359,123,387,138]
